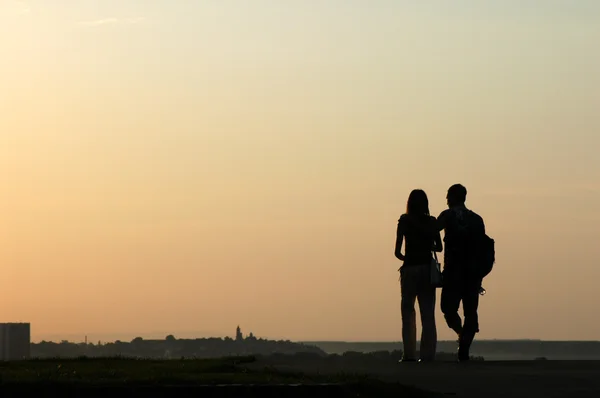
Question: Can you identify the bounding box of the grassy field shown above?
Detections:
[0,356,439,397]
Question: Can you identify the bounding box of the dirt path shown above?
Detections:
[252,357,600,398]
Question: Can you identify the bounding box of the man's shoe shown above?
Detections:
[457,345,470,362]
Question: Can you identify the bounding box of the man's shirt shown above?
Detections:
[437,205,485,277]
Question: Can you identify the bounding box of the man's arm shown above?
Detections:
[433,230,443,252]
[436,209,449,232]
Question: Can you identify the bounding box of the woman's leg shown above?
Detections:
[400,267,418,360]
[417,282,437,361]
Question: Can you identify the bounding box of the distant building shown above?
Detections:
[236,326,243,341]
[0,323,31,361]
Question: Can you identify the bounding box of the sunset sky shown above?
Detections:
[1,1,599,343]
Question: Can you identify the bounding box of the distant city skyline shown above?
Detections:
[28,328,600,345]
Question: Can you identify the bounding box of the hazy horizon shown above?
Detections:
[2,1,599,342]
[30,331,597,345]
[27,325,599,344]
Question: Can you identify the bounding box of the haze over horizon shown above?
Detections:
[1,1,599,342]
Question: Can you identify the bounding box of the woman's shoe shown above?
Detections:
[399,358,417,363]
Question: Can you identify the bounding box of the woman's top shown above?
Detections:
[396,213,440,267]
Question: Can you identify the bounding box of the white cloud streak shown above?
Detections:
[78,17,145,27]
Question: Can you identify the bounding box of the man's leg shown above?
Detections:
[458,280,481,361]
[441,281,463,336]
[417,282,437,361]
[400,267,419,361]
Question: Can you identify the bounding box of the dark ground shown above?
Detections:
[1,356,599,397]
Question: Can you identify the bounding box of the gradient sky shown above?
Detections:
[1,1,599,343]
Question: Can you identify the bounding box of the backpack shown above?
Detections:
[474,232,495,278]
[466,211,495,279]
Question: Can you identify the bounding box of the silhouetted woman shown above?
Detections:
[394,189,442,362]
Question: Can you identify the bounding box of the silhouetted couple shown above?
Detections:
[395,184,487,362]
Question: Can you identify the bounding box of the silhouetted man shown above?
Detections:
[437,184,485,361]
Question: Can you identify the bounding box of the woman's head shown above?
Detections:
[406,189,430,215]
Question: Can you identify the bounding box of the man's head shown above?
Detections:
[447,184,467,208]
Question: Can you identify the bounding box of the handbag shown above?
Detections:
[430,251,443,288]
